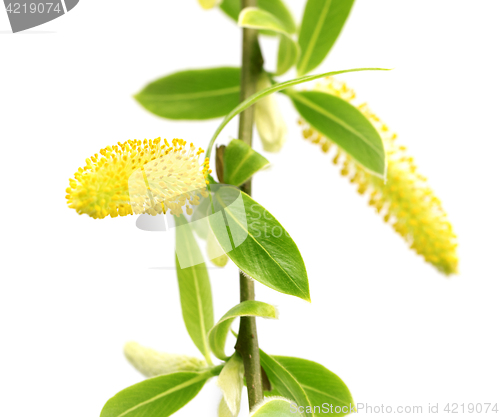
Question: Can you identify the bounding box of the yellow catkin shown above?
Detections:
[299,78,458,275]
[66,138,210,219]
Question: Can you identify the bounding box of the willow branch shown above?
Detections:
[233,0,264,409]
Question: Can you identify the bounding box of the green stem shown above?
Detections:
[234,0,264,410]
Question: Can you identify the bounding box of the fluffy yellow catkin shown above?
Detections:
[299,78,458,275]
[66,138,210,219]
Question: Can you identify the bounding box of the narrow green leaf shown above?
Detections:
[259,351,313,417]
[191,197,211,240]
[237,7,299,76]
[209,189,310,301]
[135,67,240,120]
[205,67,388,160]
[223,139,269,186]
[221,0,296,35]
[217,353,244,416]
[175,214,214,364]
[238,7,290,35]
[260,352,355,417]
[288,90,385,176]
[258,0,296,34]
[270,356,355,416]
[277,34,300,76]
[219,0,240,20]
[208,300,278,360]
[100,371,210,417]
[250,397,297,417]
[297,0,355,76]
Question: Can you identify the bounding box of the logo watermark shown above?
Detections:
[3,0,79,33]
[289,402,500,415]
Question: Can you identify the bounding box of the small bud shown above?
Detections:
[255,73,287,153]
[217,354,244,417]
[124,341,205,377]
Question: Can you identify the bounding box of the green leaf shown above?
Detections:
[217,353,244,416]
[297,0,355,76]
[277,35,300,76]
[288,90,385,176]
[135,67,240,120]
[219,0,240,20]
[250,397,297,417]
[260,352,355,417]
[273,356,355,415]
[209,189,310,301]
[205,67,388,160]
[238,7,290,35]
[208,300,278,360]
[223,139,269,186]
[175,214,214,364]
[191,197,211,240]
[100,371,210,417]
[221,0,296,35]
[237,7,299,76]
[259,351,313,417]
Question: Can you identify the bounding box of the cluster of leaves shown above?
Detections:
[102,1,386,416]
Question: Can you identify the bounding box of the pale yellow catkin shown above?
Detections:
[299,78,458,275]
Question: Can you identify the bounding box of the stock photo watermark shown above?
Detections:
[3,0,79,32]
[289,402,500,414]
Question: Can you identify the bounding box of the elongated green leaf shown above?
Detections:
[217,354,244,416]
[191,197,211,240]
[219,0,239,20]
[209,189,310,301]
[175,215,214,364]
[237,7,299,76]
[259,351,313,417]
[238,7,290,35]
[297,0,355,76]
[277,34,300,76]
[224,139,269,186]
[272,356,354,415]
[100,371,210,417]
[208,300,278,360]
[221,0,296,35]
[260,352,355,417]
[288,90,385,176]
[135,67,240,120]
[205,67,388,160]
[250,397,297,416]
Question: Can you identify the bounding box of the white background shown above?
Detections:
[1,1,499,416]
